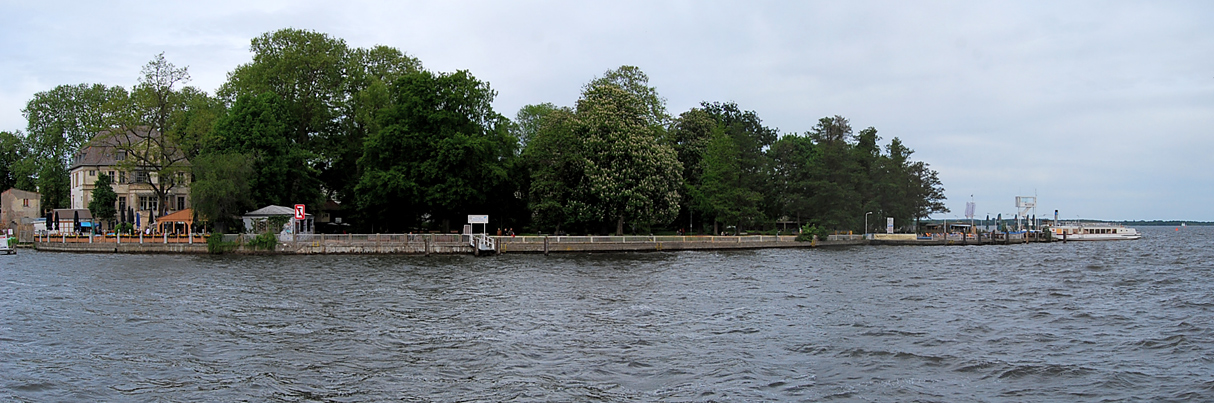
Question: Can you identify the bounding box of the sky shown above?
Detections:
[2,1,1211,221]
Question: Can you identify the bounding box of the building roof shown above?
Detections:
[158,208,193,223]
[2,188,39,200]
[69,128,189,171]
[244,205,312,217]
[51,208,93,220]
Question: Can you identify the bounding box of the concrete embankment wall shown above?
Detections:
[36,241,209,254]
[34,235,864,255]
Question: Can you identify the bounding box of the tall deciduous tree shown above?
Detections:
[523,66,682,235]
[210,92,323,210]
[698,102,777,231]
[190,152,255,233]
[571,67,682,235]
[768,133,817,227]
[699,129,763,234]
[22,83,127,208]
[667,108,715,233]
[355,70,515,232]
[0,131,36,192]
[220,29,422,206]
[522,106,579,233]
[98,53,208,218]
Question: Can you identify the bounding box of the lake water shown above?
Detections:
[2,226,1211,402]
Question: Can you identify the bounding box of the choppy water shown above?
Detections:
[2,226,1212,402]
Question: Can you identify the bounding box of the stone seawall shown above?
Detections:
[36,242,209,254]
[34,235,866,255]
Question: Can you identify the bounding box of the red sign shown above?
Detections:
[294,204,306,220]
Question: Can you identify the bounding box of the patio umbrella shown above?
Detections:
[53,211,59,231]
[73,211,79,234]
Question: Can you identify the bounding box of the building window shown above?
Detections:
[118,171,126,184]
[89,170,96,176]
[108,171,115,180]
[177,196,185,211]
[175,172,185,185]
[139,196,158,212]
[134,171,149,184]
[118,197,126,213]
[115,151,126,161]
[23,199,29,207]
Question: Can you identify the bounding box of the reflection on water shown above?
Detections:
[2,226,1212,401]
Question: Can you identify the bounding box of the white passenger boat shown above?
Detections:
[1049,223,1141,241]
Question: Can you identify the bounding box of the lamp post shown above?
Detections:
[864,211,873,236]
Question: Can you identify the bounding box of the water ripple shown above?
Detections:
[1,226,1211,401]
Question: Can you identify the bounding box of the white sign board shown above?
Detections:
[886,217,894,234]
[294,204,306,220]
[468,215,489,224]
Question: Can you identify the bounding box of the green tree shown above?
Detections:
[522,66,682,235]
[87,173,117,231]
[190,152,255,234]
[355,69,515,232]
[220,29,423,207]
[512,102,560,151]
[522,106,579,233]
[22,83,127,208]
[667,108,715,233]
[571,70,682,235]
[0,131,36,192]
[586,65,669,127]
[699,102,777,231]
[699,128,763,234]
[37,163,70,210]
[806,115,864,231]
[211,92,323,210]
[98,53,212,218]
[768,133,817,227]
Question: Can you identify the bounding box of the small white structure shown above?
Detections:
[242,205,314,236]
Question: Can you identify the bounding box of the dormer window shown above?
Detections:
[115,151,126,161]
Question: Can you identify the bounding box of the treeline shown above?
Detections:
[0,28,947,235]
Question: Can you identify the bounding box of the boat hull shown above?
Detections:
[1050,224,1141,241]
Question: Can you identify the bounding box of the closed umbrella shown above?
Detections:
[73,211,80,234]
[53,211,59,231]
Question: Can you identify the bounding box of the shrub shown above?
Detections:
[206,234,238,254]
[795,224,829,242]
[245,232,278,251]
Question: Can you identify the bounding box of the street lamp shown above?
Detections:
[864,211,873,236]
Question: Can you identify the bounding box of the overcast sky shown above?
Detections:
[2,1,1211,221]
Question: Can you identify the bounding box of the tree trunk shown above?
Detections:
[616,216,624,236]
[713,220,718,236]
